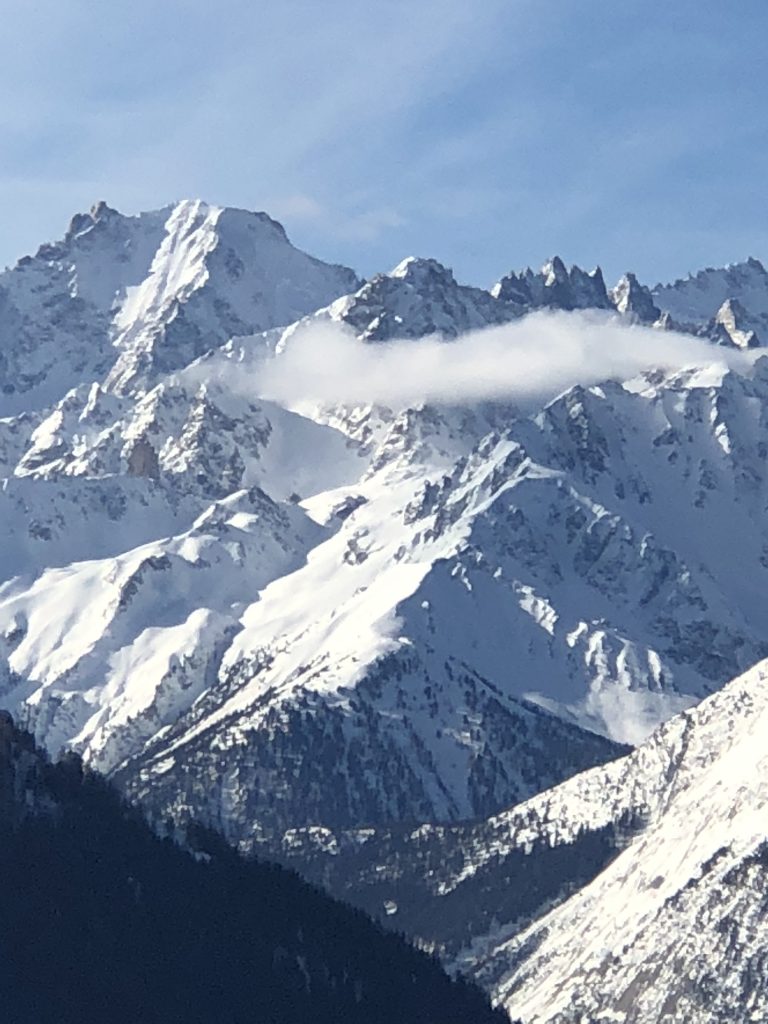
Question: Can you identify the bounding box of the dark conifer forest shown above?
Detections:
[0,716,510,1024]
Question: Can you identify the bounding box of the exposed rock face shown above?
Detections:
[492,256,612,313]
[126,437,160,479]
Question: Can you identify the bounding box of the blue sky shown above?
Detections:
[2,0,768,287]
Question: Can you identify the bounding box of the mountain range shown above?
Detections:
[3,198,768,1020]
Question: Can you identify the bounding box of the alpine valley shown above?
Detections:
[4,198,768,1021]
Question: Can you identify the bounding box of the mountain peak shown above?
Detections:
[64,199,124,241]
[1,198,359,411]
[91,198,120,220]
[211,202,295,245]
[492,256,610,312]
[651,257,768,327]
[541,255,569,283]
[389,255,455,283]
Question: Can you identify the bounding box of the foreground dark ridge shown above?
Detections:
[0,713,510,1024]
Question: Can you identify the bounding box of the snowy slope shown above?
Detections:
[1,486,326,771]
[475,657,768,1023]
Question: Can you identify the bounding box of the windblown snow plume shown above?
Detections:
[255,310,752,407]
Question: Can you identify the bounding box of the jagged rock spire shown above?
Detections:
[712,298,761,349]
[611,272,660,322]
[493,258,611,312]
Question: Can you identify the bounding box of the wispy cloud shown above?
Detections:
[267,194,406,243]
[252,311,751,408]
[0,0,516,265]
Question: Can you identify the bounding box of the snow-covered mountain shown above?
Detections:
[113,355,768,841]
[2,200,768,851]
[0,199,359,415]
